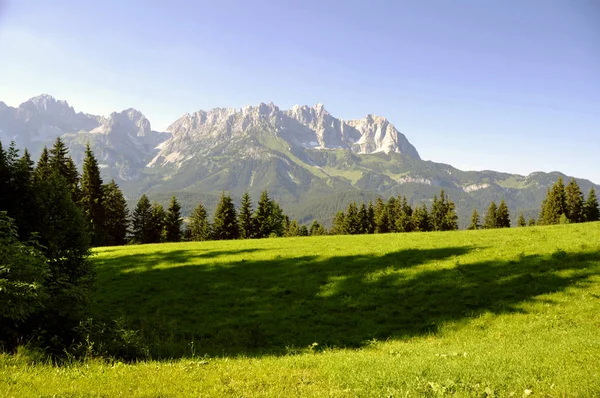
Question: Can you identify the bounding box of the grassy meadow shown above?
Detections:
[2,222,600,397]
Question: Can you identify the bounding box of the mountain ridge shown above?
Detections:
[1,94,598,227]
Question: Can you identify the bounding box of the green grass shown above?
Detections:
[2,223,600,397]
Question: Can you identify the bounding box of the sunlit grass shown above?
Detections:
[2,222,600,397]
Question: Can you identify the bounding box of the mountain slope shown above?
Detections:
[1,94,597,228]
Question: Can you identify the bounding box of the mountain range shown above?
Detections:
[1,94,597,227]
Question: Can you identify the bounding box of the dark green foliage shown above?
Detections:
[238,192,255,239]
[528,218,536,226]
[343,202,361,235]
[309,220,326,236]
[187,202,211,241]
[299,225,309,236]
[366,202,376,234]
[149,203,167,243]
[411,203,430,232]
[131,195,154,244]
[373,197,389,233]
[468,208,480,230]
[285,220,300,237]
[80,143,106,246]
[330,211,346,235]
[584,188,599,222]
[496,200,511,228]
[253,191,284,238]
[358,203,370,234]
[385,196,397,232]
[395,196,413,233]
[0,212,49,349]
[517,213,526,227]
[102,180,129,246]
[212,193,239,240]
[49,137,80,202]
[33,171,93,350]
[483,201,497,229]
[430,190,458,231]
[164,196,183,242]
[34,147,51,183]
[540,177,567,225]
[565,178,584,223]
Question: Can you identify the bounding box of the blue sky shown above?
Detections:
[1,0,599,183]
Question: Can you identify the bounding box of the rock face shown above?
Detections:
[150,103,420,167]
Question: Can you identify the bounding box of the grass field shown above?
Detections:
[2,223,600,397]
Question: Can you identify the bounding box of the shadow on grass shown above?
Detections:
[90,245,600,359]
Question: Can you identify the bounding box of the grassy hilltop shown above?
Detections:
[2,222,600,397]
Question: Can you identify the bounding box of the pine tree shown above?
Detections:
[483,201,497,229]
[80,143,106,246]
[541,177,567,225]
[411,203,430,232]
[286,220,300,237]
[496,200,511,228]
[330,211,346,235]
[49,137,80,202]
[212,192,239,240]
[238,192,255,239]
[164,196,183,242]
[35,147,51,183]
[254,191,273,238]
[517,212,526,227]
[584,188,600,222]
[358,202,369,234]
[102,180,129,246]
[344,202,361,235]
[468,208,480,230]
[373,197,389,233]
[386,196,398,232]
[367,202,376,234]
[565,178,584,223]
[309,220,326,236]
[299,225,309,236]
[528,218,536,226]
[187,202,211,241]
[395,196,413,232]
[430,194,443,231]
[131,194,153,244]
[149,203,166,243]
[443,197,459,231]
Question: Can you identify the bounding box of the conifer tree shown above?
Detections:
[187,202,211,241]
[254,190,273,238]
[517,212,526,227]
[149,203,166,243]
[7,148,37,238]
[330,211,346,235]
[102,180,129,246]
[35,147,51,183]
[299,225,309,236]
[430,194,443,231]
[286,220,300,237]
[528,218,536,226]
[584,188,600,222]
[565,178,584,223]
[80,143,106,246]
[496,200,511,228]
[483,201,497,229]
[131,194,153,244]
[49,137,80,201]
[411,203,430,232]
[468,208,480,230]
[310,220,326,236]
[344,202,361,235]
[164,196,183,242]
[212,192,239,240]
[541,177,567,225]
[358,202,370,234]
[367,202,376,234]
[386,196,398,232]
[238,192,255,239]
[373,197,389,233]
[443,197,459,231]
[395,196,413,232]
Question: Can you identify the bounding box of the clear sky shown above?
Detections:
[1,0,599,183]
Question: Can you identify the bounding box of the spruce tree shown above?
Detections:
[358,202,369,234]
[430,194,443,231]
[584,188,600,222]
[35,147,51,183]
[254,190,273,238]
[496,200,511,228]
[187,202,211,241]
[411,203,430,232]
[49,137,80,202]
[395,196,413,232]
[299,225,309,236]
[238,192,255,239]
[80,143,106,246]
[164,196,183,242]
[9,148,37,238]
[542,177,567,225]
[131,194,153,244]
[286,220,300,237]
[386,196,398,232]
[102,180,129,246]
[565,178,584,223]
[483,201,497,229]
[468,208,480,230]
[343,202,361,235]
[212,192,239,240]
[367,202,376,234]
[309,220,326,236]
[443,197,459,231]
[330,211,346,235]
[528,218,536,226]
[373,197,389,233]
[149,203,166,243]
[517,212,526,227]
